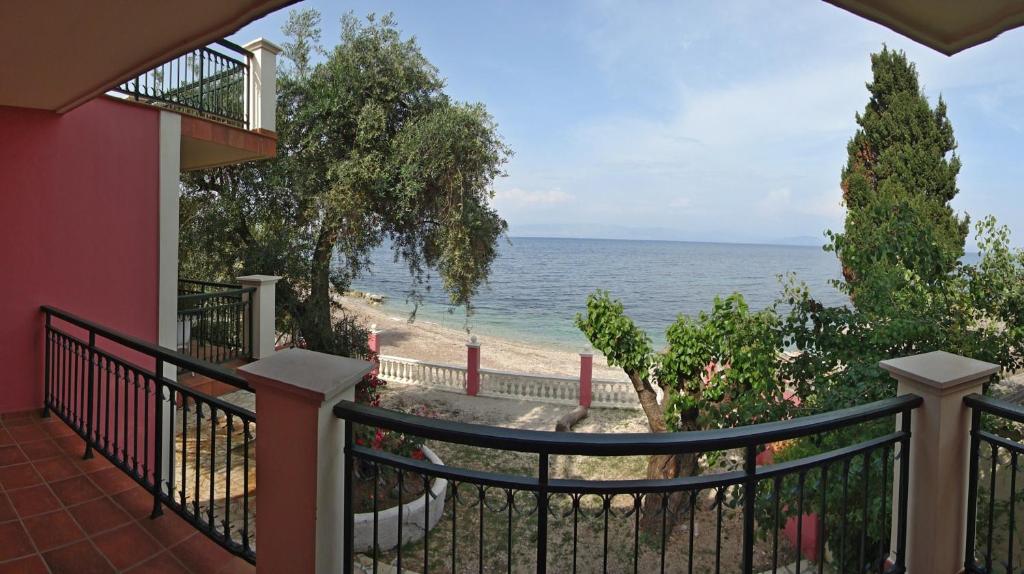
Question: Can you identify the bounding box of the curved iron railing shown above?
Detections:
[335,393,921,574]
[112,40,251,128]
[964,393,1024,574]
[42,306,256,563]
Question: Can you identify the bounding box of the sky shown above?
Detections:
[232,1,1024,246]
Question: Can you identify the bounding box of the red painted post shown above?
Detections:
[579,346,593,408]
[367,324,380,377]
[467,335,481,396]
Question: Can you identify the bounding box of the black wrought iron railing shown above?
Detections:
[335,394,922,574]
[42,306,257,563]
[177,280,254,364]
[112,40,251,128]
[964,393,1024,574]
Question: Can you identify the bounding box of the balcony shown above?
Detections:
[6,285,1020,573]
[111,41,254,130]
[109,39,280,171]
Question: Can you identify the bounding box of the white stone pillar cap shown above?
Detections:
[236,274,282,285]
[880,350,999,393]
[467,335,480,348]
[242,37,283,55]
[239,348,371,404]
[580,345,593,357]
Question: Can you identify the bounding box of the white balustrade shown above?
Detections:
[376,355,638,409]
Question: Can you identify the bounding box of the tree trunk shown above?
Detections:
[625,371,701,534]
[300,224,340,351]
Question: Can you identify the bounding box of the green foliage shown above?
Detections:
[576,291,790,438]
[576,291,653,378]
[660,295,788,430]
[180,10,510,357]
[776,47,1024,570]
[832,46,968,304]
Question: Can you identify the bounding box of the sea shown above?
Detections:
[347,237,852,351]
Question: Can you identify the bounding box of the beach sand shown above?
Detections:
[338,294,629,382]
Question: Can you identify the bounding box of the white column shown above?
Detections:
[157,111,181,488]
[880,350,999,574]
[236,275,281,359]
[157,111,181,362]
[242,38,281,132]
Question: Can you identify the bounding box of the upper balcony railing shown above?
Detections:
[112,41,252,129]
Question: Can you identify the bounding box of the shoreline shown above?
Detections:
[337,294,629,382]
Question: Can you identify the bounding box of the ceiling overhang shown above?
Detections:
[827,0,1024,55]
[180,114,277,171]
[0,0,296,113]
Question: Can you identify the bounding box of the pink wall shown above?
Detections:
[0,98,160,413]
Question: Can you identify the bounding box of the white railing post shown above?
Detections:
[368,324,381,376]
[242,38,281,132]
[880,351,999,574]
[239,349,372,574]
[237,274,280,359]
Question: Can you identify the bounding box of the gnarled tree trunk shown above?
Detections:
[626,372,700,533]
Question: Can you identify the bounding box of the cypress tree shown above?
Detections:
[831,47,968,306]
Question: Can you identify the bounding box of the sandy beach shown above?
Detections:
[337,294,629,382]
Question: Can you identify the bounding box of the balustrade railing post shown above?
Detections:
[579,346,593,408]
[367,324,381,377]
[242,38,281,132]
[467,336,481,396]
[83,331,96,460]
[880,351,999,573]
[239,349,372,574]
[237,275,281,359]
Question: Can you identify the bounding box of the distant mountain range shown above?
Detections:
[506,223,826,247]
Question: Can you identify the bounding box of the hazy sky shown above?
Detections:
[232,1,1024,246]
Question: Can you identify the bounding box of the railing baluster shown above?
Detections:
[965,405,982,572]
[152,365,164,518]
[860,450,870,573]
[397,470,404,573]
[243,418,252,555]
[538,452,549,574]
[343,420,354,574]
[796,472,805,574]
[208,407,217,530]
[687,490,696,574]
[877,445,889,572]
[986,442,998,572]
[715,486,724,574]
[772,475,781,574]
[43,313,52,417]
[742,445,756,574]
[818,463,828,574]
[894,410,912,573]
[1009,450,1018,573]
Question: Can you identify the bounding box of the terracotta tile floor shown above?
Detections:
[0,411,254,574]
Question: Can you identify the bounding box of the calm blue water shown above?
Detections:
[348,237,849,350]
